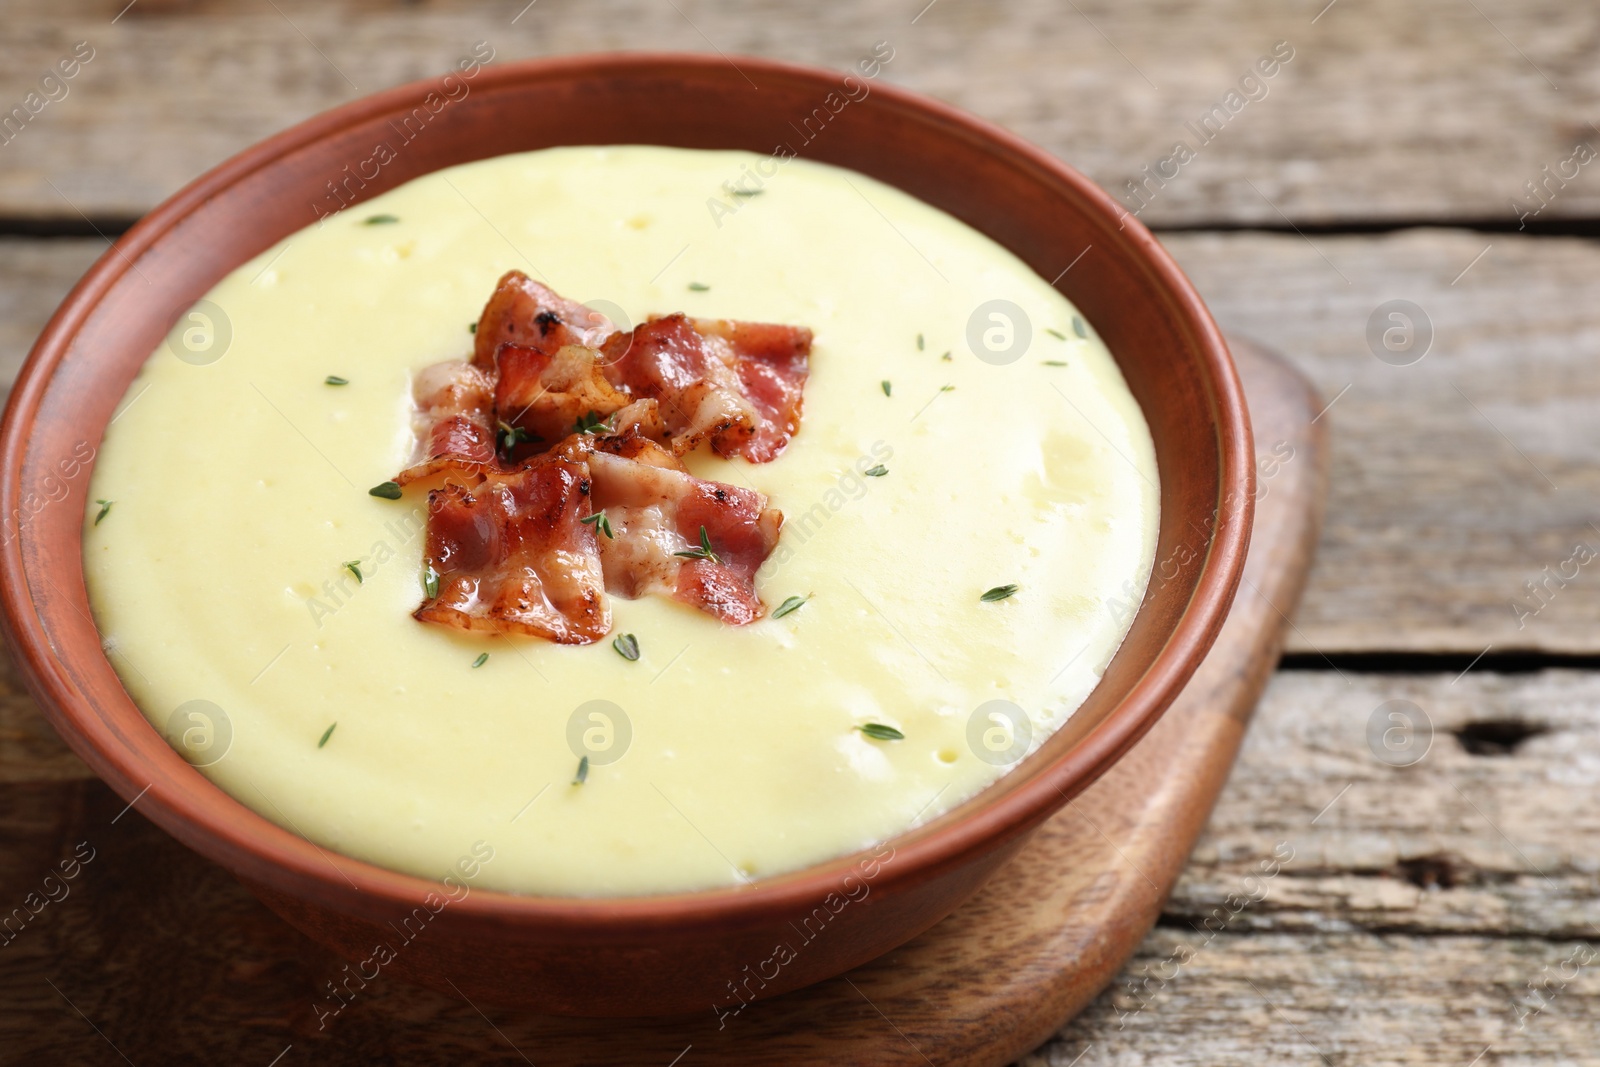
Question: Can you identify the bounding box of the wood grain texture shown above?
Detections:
[1,0,1596,226]
[7,230,1598,655]
[1162,228,1600,655]
[1171,668,1600,943]
[1034,931,1600,1066]
[0,338,1325,1064]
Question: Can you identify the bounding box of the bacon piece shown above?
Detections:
[494,343,633,452]
[584,450,782,625]
[473,271,617,372]
[554,424,682,474]
[601,313,812,463]
[396,360,498,485]
[693,318,812,463]
[414,455,609,643]
[601,314,757,458]
[602,399,670,450]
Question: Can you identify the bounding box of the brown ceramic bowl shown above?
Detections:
[0,54,1251,1016]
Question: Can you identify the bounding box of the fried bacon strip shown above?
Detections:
[690,318,812,463]
[581,445,783,626]
[395,276,808,641]
[473,271,616,372]
[494,343,633,453]
[600,313,812,462]
[396,360,499,485]
[414,454,609,643]
[600,314,757,458]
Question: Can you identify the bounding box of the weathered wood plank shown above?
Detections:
[1173,670,1600,942]
[8,229,1597,653]
[1058,659,1600,1065]
[1159,228,1600,654]
[1033,931,1600,1066]
[0,0,1596,226]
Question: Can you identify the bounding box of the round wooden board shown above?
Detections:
[455,337,1328,1065]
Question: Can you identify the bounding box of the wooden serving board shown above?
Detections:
[0,338,1323,1065]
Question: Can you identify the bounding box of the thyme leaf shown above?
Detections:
[498,420,534,451]
[580,511,614,539]
[673,525,721,563]
[772,595,810,619]
[573,411,616,435]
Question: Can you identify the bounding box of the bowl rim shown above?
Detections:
[0,51,1252,930]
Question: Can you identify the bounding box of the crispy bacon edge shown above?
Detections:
[598,313,812,462]
[694,317,812,463]
[413,453,610,643]
[579,443,784,625]
[395,360,499,485]
[473,270,616,372]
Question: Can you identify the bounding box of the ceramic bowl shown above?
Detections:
[0,53,1252,1016]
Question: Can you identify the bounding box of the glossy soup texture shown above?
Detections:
[84,146,1159,895]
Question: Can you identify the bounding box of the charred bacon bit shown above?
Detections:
[554,423,683,475]
[585,451,782,625]
[600,399,670,450]
[693,318,813,463]
[601,314,758,458]
[598,314,812,463]
[494,343,633,451]
[473,270,617,372]
[414,455,610,643]
[396,360,499,485]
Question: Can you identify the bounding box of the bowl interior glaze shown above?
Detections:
[0,53,1250,983]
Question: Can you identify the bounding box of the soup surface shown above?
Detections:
[85,146,1159,895]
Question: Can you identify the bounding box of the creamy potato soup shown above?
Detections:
[85,146,1158,896]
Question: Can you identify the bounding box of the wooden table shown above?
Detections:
[3,2,1597,1062]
